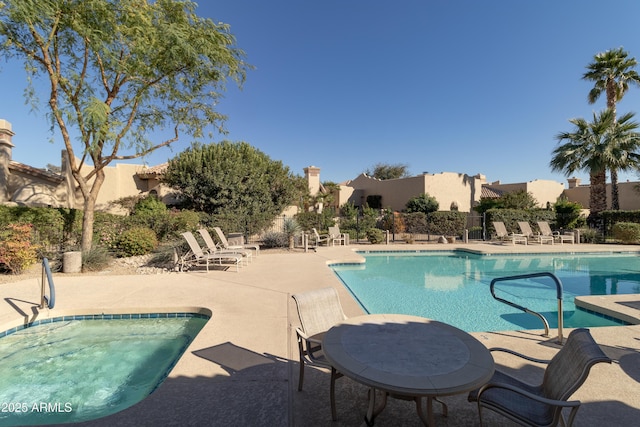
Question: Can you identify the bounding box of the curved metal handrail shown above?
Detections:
[490,272,563,344]
[40,257,55,309]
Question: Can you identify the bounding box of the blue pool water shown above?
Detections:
[331,251,640,332]
[0,313,208,426]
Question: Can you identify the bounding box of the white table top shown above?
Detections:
[323,314,494,397]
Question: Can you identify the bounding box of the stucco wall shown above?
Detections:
[563,181,640,211]
[341,172,485,212]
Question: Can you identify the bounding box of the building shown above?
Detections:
[0,119,171,213]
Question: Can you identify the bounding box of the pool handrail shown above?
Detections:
[490,272,563,344]
[40,257,55,309]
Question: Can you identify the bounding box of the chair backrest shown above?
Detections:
[292,287,347,337]
[312,228,321,239]
[493,221,508,237]
[181,231,206,258]
[518,221,534,236]
[328,226,340,238]
[198,228,217,251]
[542,328,611,402]
[213,227,230,248]
[537,221,553,237]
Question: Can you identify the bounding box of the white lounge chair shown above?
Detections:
[328,226,347,246]
[198,228,252,265]
[538,221,575,244]
[311,228,331,246]
[518,221,554,245]
[493,222,527,245]
[180,231,243,272]
[213,227,260,256]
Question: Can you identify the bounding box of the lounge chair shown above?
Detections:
[538,221,575,244]
[493,221,527,245]
[328,226,347,246]
[179,231,243,272]
[198,228,252,265]
[212,227,260,256]
[518,221,554,245]
[291,287,346,421]
[468,328,611,427]
[311,228,331,247]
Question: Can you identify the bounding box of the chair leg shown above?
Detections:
[298,357,305,391]
[330,367,338,421]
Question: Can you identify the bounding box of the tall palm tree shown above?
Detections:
[550,109,615,214]
[583,47,640,209]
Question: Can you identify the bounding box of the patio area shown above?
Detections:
[0,242,638,426]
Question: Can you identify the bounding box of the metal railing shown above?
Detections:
[490,272,564,344]
[40,258,55,309]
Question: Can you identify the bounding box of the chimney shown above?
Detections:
[304,165,321,196]
[567,177,581,188]
[0,119,15,202]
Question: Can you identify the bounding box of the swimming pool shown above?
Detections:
[331,251,640,332]
[0,312,208,426]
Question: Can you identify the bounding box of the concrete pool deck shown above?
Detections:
[0,242,639,426]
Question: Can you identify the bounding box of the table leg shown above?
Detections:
[364,388,388,426]
[414,396,449,426]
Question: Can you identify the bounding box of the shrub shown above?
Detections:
[425,211,466,236]
[0,223,39,274]
[578,227,601,243]
[115,227,158,257]
[405,193,439,214]
[366,228,385,244]
[612,222,640,244]
[261,231,288,248]
[82,246,113,272]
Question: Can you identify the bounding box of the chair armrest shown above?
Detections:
[477,381,581,408]
[489,347,551,364]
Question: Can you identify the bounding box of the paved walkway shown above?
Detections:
[0,243,638,426]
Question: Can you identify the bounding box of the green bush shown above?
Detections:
[115,227,158,257]
[612,222,640,244]
[366,228,385,244]
[425,211,466,236]
[405,193,439,214]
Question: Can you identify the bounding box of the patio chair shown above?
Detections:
[518,221,554,245]
[198,228,252,265]
[213,227,260,256]
[311,228,331,247]
[468,328,611,427]
[291,287,346,421]
[493,221,527,245]
[179,231,243,272]
[328,226,347,246]
[538,221,575,244]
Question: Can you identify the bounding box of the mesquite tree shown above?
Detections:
[0,0,248,252]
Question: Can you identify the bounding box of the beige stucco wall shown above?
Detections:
[340,172,486,212]
[562,181,640,211]
[487,179,565,208]
[70,157,173,213]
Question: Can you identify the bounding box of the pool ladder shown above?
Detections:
[40,257,55,309]
[490,272,563,344]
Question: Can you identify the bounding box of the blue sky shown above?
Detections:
[3,0,640,187]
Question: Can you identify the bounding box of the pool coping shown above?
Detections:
[0,306,212,337]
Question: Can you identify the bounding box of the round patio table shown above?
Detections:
[322,314,494,426]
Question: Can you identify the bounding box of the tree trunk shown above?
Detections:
[611,169,620,210]
[589,169,607,214]
[76,167,106,254]
[80,196,96,254]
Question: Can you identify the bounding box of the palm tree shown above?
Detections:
[551,109,615,214]
[583,47,640,209]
